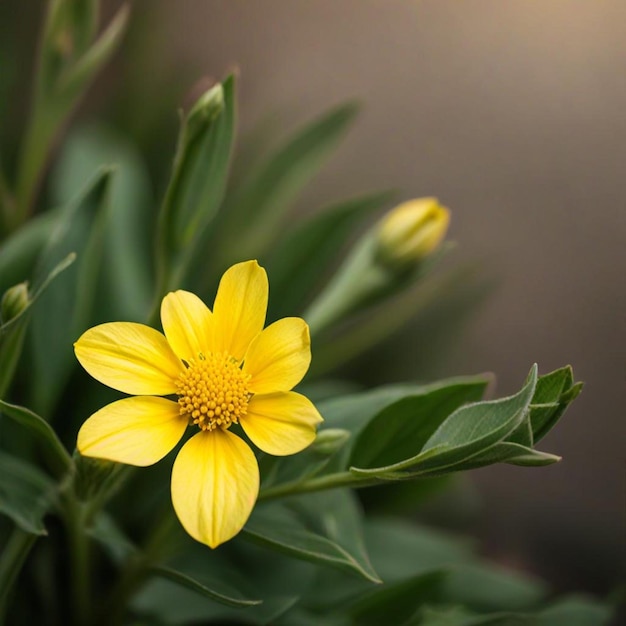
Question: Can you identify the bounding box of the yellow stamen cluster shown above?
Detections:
[176,352,251,432]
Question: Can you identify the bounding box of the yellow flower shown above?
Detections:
[74,260,322,548]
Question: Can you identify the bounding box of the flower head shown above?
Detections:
[74,260,322,547]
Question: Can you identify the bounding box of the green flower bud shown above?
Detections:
[310,428,351,456]
[1,282,30,324]
[376,198,450,270]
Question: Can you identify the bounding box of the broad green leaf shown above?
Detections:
[0,400,72,477]
[350,377,489,470]
[156,76,236,294]
[350,365,538,478]
[29,168,112,414]
[348,571,445,626]
[308,518,473,611]
[217,102,358,265]
[266,191,394,320]
[0,452,57,535]
[531,595,612,626]
[243,495,380,583]
[50,124,153,321]
[443,563,547,612]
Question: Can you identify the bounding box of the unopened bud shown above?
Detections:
[1,282,30,324]
[376,198,450,270]
[311,428,350,456]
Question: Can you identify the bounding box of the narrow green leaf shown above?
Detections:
[151,566,262,608]
[530,366,582,443]
[30,169,112,414]
[0,527,38,616]
[0,452,57,535]
[219,102,359,263]
[0,211,59,297]
[88,512,136,564]
[0,400,72,476]
[50,124,154,321]
[243,497,380,583]
[156,76,236,294]
[266,191,394,319]
[15,3,129,218]
[0,254,75,398]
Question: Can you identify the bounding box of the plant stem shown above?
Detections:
[104,511,177,626]
[257,471,383,502]
[65,497,91,626]
[0,527,37,620]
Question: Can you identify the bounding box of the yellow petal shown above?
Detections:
[171,430,259,548]
[211,261,268,361]
[242,392,323,456]
[75,322,182,395]
[77,397,187,466]
[161,290,212,362]
[243,318,311,393]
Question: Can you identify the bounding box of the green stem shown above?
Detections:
[0,527,37,619]
[257,471,383,502]
[65,496,91,626]
[104,511,177,626]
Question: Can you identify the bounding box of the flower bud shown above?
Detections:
[376,198,450,270]
[1,282,30,324]
[310,428,351,456]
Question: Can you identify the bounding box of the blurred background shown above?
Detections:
[3,0,624,599]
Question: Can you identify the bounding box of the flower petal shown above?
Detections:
[77,397,187,466]
[243,318,311,393]
[161,290,212,362]
[171,430,259,548]
[75,322,183,395]
[211,261,268,361]
[242,392,322,456]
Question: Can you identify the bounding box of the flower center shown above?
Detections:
[176,352,251,432]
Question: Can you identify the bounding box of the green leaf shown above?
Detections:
[156,76,236,294]
[0,254,75,398]
[50,124,154,321]
[266,191,394,319]
[0,211,59,297]
[350,377,490,470]
[443,563,547,613]
[350,365,538,478]
[218,102,358,264]
[530,595,612,626]
[29,168,112,414]
[0,451,57,535]
[530,366,582,443]
[348,571,445,626]
[15,3,129,216]
[0,400,72,477]
[243,494,380,583]
[151,566,262,608]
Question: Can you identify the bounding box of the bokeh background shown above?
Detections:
[3,0,624,599]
